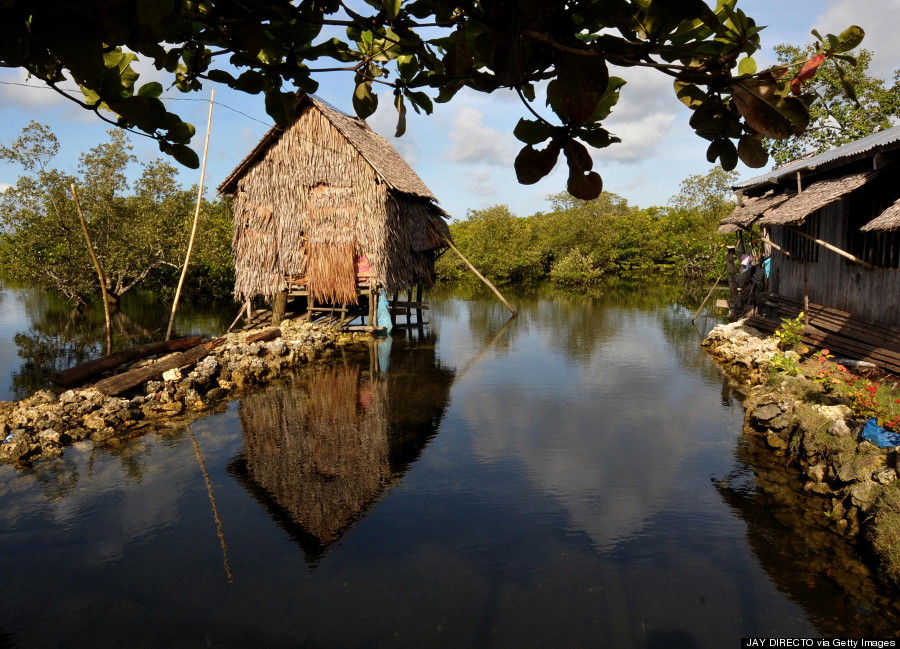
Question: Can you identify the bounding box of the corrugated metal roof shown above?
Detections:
[734,123,900,189]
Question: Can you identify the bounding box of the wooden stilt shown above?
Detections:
[272,291,287,326]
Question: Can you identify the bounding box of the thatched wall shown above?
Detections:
[769,201,900,324]
[229,100,448,306]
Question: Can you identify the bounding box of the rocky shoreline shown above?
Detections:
[0,320,369,467]
[702,320,900,588]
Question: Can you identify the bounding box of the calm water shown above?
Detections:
[0,281,896,648]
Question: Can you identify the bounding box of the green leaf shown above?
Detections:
[513,118,554,145]
[705,138,738,170]
[833,61,860,108]
[169,144,199,169]
[353,80,379,119]
[382,0,402,20]
[137,81,163,98]
[404,90,432,114]
[737,56,756,75]
[394,93,407,137]
[587,76,626,123]
[265,90,297,127]
[674,80,706,109]
[166,121,196,144]
[831,25,865,54]
[136,0,175,26]
[397,53,418,79]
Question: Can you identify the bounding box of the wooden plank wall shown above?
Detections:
[769,200,900,326]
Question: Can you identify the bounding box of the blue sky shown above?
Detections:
[1,0,898,221]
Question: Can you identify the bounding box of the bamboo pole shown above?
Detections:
[442,236,517,316]
[70,184,112,352]
[166,89,215,340]
[785,225,876,269]
[691,267,726,322]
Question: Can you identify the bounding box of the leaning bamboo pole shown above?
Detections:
[70,184,112,352]
[442,236,517,316]
[167,89,215,341]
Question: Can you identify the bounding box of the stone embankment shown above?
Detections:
[0,321,368,467]
[703,320,900,583]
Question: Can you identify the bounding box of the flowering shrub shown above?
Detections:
[812,349,900,431]
[774,311,805,348]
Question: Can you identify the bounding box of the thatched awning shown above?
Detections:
[218,94,436,200]
[719,191,791,229]
[861,197,900,232]
[757,170,875,227]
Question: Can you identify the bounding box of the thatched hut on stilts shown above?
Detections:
[218,93,451,330]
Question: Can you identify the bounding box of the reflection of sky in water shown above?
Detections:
[0,287,30,400]
[1,285,889,647]
[455,303,730,551]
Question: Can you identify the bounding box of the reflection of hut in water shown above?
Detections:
[229,333,454,558]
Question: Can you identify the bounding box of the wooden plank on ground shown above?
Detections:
[50,337,202,388]
[94,339,225,396]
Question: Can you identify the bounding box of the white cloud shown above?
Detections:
[446,105,516,165]
[465,171,500,196]
[603,112,677,162]
[0,183,11,193]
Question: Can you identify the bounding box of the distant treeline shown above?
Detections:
[437,167,737,287]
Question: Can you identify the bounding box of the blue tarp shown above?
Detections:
[377,289,392,334]
[861,418,900,448]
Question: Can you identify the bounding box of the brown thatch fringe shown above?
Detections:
[306,242,359,305]
[861,197,900,232]
[758,170,876,226]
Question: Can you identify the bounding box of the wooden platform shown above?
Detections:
[746,295,900,374]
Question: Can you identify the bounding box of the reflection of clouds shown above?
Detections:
[466,310,711,551]
[0,413,242,565]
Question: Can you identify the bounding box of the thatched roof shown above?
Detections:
[720,192,791,229]
[218,94,435,199]
[861,197,900,232]
[757,170,875,227]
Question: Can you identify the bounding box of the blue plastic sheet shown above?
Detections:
[861,418,900,448]
[377,288,392,334]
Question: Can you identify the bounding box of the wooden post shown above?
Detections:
[725,245,738,321]
[442,236,517,316]
[415,282,423,325]
[803,261,810,326]
[70,184,112,353]
[167,89,215,340]
[271,291,287,326]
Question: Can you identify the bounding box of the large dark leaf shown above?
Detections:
[546,51,609,124]
[731,79,810,140]
[514,141,561,185]
[737,132,768,168]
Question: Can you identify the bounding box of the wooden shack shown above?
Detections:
[720,124,900,371]
[218,94,451,327]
